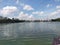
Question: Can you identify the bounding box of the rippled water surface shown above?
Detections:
[0,22,60,45]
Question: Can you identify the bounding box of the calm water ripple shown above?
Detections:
[0,22,60,45]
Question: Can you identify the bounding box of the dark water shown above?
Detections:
[0,22,60,45]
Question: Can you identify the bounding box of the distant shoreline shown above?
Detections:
[0,16,60,24]
[0,21,60,24]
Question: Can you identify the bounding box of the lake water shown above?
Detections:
[0,22,60,45]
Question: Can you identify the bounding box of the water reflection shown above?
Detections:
[0,24,19,39]
[0,22,60,39]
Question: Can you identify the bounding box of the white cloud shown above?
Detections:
[0,6,18,16]
[23,5,34,11]
[56,6,60,9]
[51,5,60,17]
[32,11,44,15]
[28,15,35,20]
[48,9,60,19]
[17,12,35,20]
[16,2,34,11]
[16,0,19,4]
[51,10,60,15]
[18,12,28,20]
[46,4,52,8]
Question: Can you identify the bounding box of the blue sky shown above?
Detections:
[0,0,60,20]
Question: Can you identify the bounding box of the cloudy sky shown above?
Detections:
[0,0,60,20]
